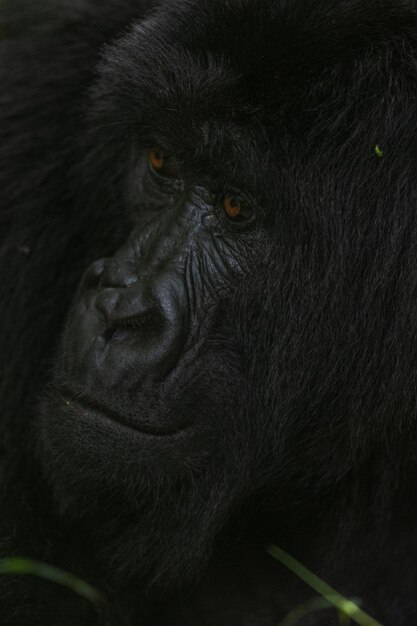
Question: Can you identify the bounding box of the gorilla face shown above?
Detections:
[43,150,264,463]
[54,161,261,421]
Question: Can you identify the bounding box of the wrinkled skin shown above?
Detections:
[52,181,261,435]
[2,0,417,625]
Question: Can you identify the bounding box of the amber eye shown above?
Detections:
[223,193,254,225]
[148,148,164,171]
[148,147,179,179]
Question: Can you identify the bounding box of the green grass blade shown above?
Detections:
[278,596,336,626]
[0,557,102,605]
[267,544,383,626]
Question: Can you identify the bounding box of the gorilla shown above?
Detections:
[1,0,417,624]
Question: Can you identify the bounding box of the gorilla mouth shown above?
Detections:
[60,388,186,437]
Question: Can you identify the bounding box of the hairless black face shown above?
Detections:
[54,149,262,435]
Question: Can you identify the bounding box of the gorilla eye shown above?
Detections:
[148,147,180,179]
[223,193,255,225]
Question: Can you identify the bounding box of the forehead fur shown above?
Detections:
[95,0,417,123]
[90,0,417,188]
[133,0,417,101]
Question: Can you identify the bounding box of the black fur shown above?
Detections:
[2,1,417,624]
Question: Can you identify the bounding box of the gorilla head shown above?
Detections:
[2,0,417,623]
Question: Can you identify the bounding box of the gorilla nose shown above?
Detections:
[84,260,187,384]
[95,288,155,330]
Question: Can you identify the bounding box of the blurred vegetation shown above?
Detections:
[0,548,384,625]
[268,544,383,626]
[0,557,102,605]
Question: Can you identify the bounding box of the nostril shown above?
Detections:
[103,309,161,343]
[116,310,158,331]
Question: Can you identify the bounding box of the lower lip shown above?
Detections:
[61,393,187,438]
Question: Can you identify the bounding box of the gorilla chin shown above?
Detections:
[39,348,243,517]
